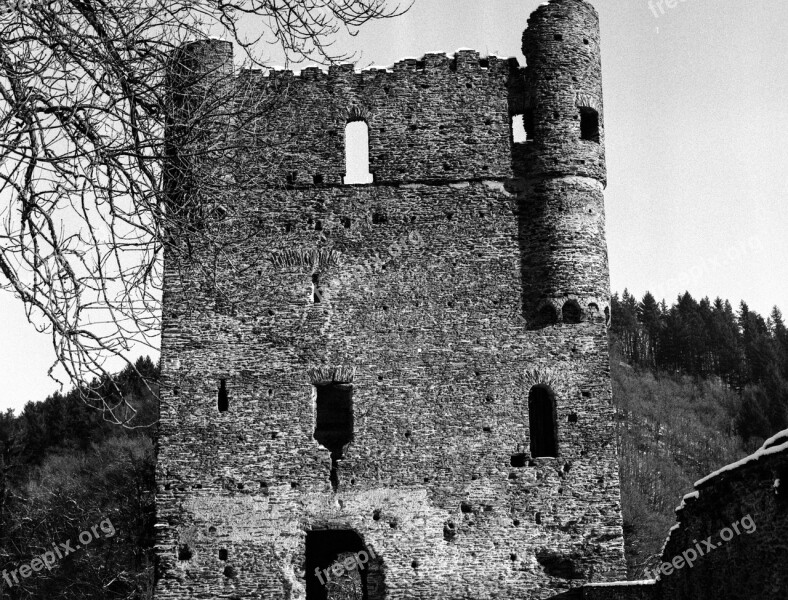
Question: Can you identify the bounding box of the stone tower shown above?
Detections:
[155,1,625,599]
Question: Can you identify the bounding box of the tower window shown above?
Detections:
[178,544,193,561]
[218,379,229,412]
[562,300,583,324]
[344,120,374,185]
[312,273,322,304]
[512,109,535,143]
[314,384,354,490]
[529,385,558,458]
[532,303,559,329]
[511,114,527,143]
[580,107,600,143]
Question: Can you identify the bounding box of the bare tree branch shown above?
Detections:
[0,0,409,425]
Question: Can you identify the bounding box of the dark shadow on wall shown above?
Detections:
[507,62,554,330]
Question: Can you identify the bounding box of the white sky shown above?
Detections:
[2,0,787,412]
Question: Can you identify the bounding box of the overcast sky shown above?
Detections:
[2,0,786,412]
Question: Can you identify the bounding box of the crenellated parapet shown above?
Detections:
[240,50,514,82]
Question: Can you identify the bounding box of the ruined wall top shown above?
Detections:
[166,0,606,189]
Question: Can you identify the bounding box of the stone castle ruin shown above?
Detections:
[155,0,788,598]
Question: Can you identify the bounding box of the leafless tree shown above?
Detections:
[0,0,408,424]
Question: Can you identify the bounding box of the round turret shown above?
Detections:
[519,0,610,328]
[168,39,234,121]
[165,40,235,220]
[521,0,605,184]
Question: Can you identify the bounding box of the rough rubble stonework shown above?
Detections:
[155,1,626,598]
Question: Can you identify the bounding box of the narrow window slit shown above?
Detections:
[312,273,321,303]
[218,379,229,412]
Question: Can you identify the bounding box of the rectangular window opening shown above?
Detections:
[314,384,353,491]
[218,379,229,412]
[528,385,558,458]
[512,109,535,144]
[344,121,374,185]
[580,107,600,143]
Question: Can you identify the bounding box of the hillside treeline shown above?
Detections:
[0,357,158,599]
[611,290,788,447]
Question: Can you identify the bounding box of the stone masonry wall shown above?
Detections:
[156,1,623,599]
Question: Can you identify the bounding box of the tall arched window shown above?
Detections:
[344,120,373,185]
[528,385,558,458]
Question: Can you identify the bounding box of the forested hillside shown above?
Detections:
[1,291,786,595]
[611,290,788,577]
[611,290,788,447]
[0,358,158,599]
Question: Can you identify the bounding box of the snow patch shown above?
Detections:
[675,490,700,512]
[694,437,788,488]
[763,428,788,450]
